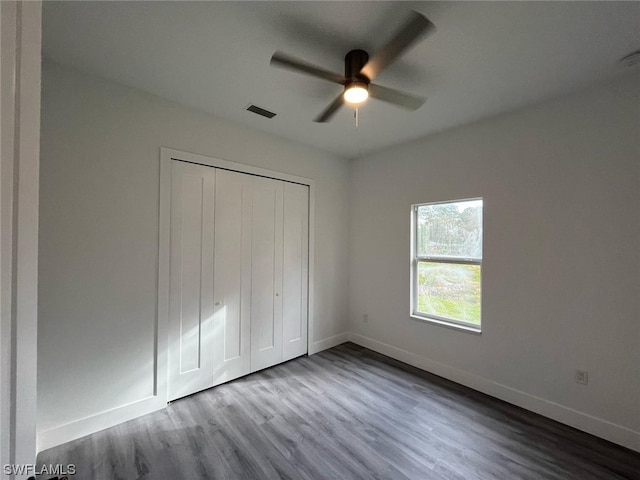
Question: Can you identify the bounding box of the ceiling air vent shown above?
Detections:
[246,104,276,119]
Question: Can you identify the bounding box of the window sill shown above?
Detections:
[410,313,482,334]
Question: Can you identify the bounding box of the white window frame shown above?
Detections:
[410,198,483,333]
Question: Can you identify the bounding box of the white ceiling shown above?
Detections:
[42,1,640,159]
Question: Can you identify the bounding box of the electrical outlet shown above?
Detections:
[574,369,588,385]
[363,313,369,323]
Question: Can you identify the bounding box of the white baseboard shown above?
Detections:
[349,333,640,453]
[37,395,165,452]
[308,332,350,355]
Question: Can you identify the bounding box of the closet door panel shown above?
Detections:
[282,183,309,361]
[168,162,215,401]
[250,176,284,372]
[213,169,252,385]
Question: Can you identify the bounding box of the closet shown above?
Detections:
[167,160,309,401]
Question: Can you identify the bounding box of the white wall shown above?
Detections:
[349,72,640,450]
[38,62,349,449]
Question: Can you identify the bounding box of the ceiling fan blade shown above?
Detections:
[314,94,344,122]
[360,11,435,81]
[271,51,346,84]
[368,84,426,110]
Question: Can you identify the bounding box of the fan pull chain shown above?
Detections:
[354,107,359,128]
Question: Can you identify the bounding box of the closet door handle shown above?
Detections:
[214,301,223,306]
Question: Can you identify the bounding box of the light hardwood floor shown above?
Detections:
[37,343,640,479]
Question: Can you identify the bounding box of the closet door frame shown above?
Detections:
[158,147,314,403]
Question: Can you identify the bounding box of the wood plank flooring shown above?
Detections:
[37,343,640,479]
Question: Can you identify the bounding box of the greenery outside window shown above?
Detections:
[411,198,483,331]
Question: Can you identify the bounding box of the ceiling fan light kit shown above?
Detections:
[344,81,369,104]
[270,10,434,123]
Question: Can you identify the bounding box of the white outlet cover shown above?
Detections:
[575,370,589,385]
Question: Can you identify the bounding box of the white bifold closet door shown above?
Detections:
[249,176,285,372]
[281,182,309,361]
[212,169,253,386]
[168,161,309,401]
[167,161,216,401]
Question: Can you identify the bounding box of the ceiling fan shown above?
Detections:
[270,11,435,123]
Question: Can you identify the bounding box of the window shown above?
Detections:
[411,198,483,331]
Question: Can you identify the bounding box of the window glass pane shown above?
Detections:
[416,262,481,325]
[417,200,482,258]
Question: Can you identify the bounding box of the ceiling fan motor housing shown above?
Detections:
[345,49,370,84]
